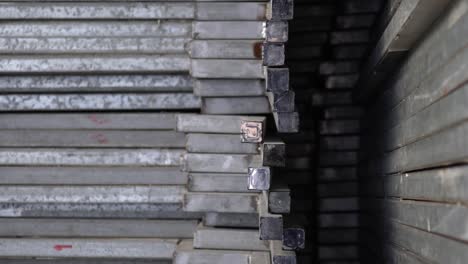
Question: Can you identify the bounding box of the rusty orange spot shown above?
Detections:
[253,42,263,59]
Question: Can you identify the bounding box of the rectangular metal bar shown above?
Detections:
[189,40,262,59]
[194,227,269,251]
[0,238,177,259]
[0,55,190,73]
[191,59,263,79]
[184,193,258,213]
[186,133,259,154]
[177,114,266,134]
[0,37,189,54]
[0,186,185,203]
[175,240,270,264]
[0,148,184,166]
[0,219,198,238]
[188,173,254,193]
[0,130,185,148]
[0,93,200,111]
[385,165,468,203]
[0,21,191,37]
[202,97,270,114]
[0,2,195,19]
[196,3,266,20]
[185,153,262,173]
[0,113,177,130]
[0,203,203,219]
[203,212,259,228]
[192,21,264,39]
[194,79,265,97]
[0,75,193,93]
[0,166,188,185]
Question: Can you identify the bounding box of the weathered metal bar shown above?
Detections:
[320,136,360,150]
[269,188,290,214]
[248,167,271,191]
[194,226,269,251]
[0,2,194,19]
[318,198,359,212]
[262,140,286,167]
[186,134,259,154]
[266,91,295,112]
[0,21,191,37]
[176,114,266,134]
[258,191,283,240]
[318,182,358,197]
[194,79,265,97]
[185,153,262,173]
[319,229,358,244]
[263,42,285,66]
[325,74,359,89]
[319,245,358,260]
[0,130,185,148]
[196,2,266,20]
[184,193,258,213]
[0,238,177,259]
[319,151,357,166]
[191,59,263,79]
[385,219,468,263]
[384,84,468,152]
[270,240,296,264]
[318,213,359,228]
[273,112,299,133]
[0,55,190,73]
[192,21,264,40]
[0,203,203,219]
[0,75,192,93]
[264,21,288,43]
[188,173,254,193]
[385,165,468,203]
[0,219,197,238]
[383,199,468,242]
[283,228,305,250]
[320,61,360,75]
[266,0,294,21]
[323,106,363,119]
[336,14,375,29]
[202,97,270,114]
[0,166,188,185]
[204,212,259,228]
[266,68,289,93]
[382,120,468,174]
[175,240,270,264]
[319,120,360,135]
[0,186,185,203]
[356,0,451,101]
[0,93,200,111]
[0,113,177,130]
[0,149,183,166]
[0,37,189,54]
[188,40,262,59]
[0,259,171,264]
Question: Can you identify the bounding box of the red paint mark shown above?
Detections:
[90,133,109,144]
[87,114,110,125]
[54,245,72,251]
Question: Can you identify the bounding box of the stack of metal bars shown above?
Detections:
[0,0,301,263]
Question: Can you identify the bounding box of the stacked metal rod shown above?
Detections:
[285,0,382,262]
[0,0,301,263]
[358,0,468,262]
